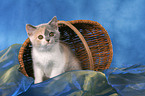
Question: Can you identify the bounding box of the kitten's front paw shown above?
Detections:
[34,80,42,84]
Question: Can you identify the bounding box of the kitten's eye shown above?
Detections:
[38,35,43,40]
[49,32,54,37]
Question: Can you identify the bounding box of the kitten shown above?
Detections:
[26,16,82,84]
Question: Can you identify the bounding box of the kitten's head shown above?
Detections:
[26,16,60,51]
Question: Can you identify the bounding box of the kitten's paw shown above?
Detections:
[34,80,42,84]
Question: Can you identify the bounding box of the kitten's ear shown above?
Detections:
[48,16,58,29]
[26,24,37,36]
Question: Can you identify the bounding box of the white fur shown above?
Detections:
[32,43,66,84]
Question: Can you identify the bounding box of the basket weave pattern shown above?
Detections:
[18,20,113,78]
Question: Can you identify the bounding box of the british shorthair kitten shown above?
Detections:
[26,16,82,84]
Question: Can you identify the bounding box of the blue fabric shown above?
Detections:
[0,44,33,96]
[19,71,117,96]
[104,64,145,96]
[0,0,145,68]
[1,44,145,96]
[0,44,118,96]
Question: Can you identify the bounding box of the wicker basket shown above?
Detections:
[18,20,113,78]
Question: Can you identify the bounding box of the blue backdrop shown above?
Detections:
[0,0,145,68]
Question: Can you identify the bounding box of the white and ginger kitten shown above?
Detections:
[26,16,82,84]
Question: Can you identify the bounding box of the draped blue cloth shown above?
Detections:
[0,44,33,96]
[0,44,117,96]
[104,64,145,96]
[1,44,145,96]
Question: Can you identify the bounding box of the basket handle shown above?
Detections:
[58,21,94,70]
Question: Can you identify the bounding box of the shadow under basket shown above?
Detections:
[18,20,113,78]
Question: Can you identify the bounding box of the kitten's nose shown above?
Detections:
[46,39,50,42]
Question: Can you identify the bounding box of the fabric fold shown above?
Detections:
[104,64,145,96]
[0,44,118,96]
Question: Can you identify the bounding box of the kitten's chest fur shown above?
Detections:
[32,43,65,68]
